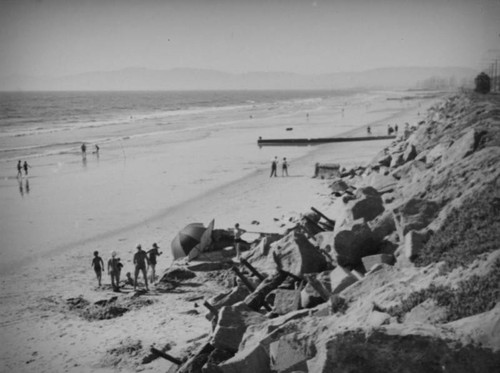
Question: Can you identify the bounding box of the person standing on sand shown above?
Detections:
[107,251,121,292]
[147,243,162,283]
[17,160,22,178]
[234,223,246,260]
[133,244,149,291]
[91,251,105,287]
[282,157,289,177]
[81,143,87,157]
[23,161,31,176]
[270,156,278,177]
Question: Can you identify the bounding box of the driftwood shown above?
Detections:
[240,258,266,281]
[302,215,325,236]
[150,347,183,365]
[244,271,288,312]
[231,266,256,292]
[304,274,331,302]
[203,300,218,319]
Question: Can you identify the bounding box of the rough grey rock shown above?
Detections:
[211,302,267,352]
[333,220,377,266]
[392,198,440,241]
[272,231,328,277]
[361,254,395,272]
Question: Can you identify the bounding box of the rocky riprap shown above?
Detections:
[168,92,500,373]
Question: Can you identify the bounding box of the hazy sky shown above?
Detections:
[1,0,499,78]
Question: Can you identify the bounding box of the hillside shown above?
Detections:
[0,66,475,91]
[169,91,500,372]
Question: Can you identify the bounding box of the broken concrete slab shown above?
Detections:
[272,231,329,277]
[269,333,310,373]
[362,254,395,272]
[392,198,440,241]
[329,266,358,295]
[211,302,267,352]
[333,220,377,266]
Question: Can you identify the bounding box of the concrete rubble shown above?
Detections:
[166,93,500,372]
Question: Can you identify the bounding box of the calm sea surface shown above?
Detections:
[0,90,359,164]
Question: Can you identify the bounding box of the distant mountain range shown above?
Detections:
[0,66,476,91]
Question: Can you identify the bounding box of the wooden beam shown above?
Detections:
[150,347,183,366]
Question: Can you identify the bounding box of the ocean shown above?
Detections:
[0,89,394,270]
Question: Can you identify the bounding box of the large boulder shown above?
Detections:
[329,178,350,194]
[369,210,397,242]
[403,144,417,162]
[269,333,310,373]
[300,270,332,308]
[207,284,251,319]
[361,254,395,272]
[329,266,358,294]
[272,289,301,315]
[402,229,433,261]
[211,302,267,352]
[333,220,377,266]
[392,198,440,241]
[349,187,385,222]
[271,231,328,277]
[442,128,481,164]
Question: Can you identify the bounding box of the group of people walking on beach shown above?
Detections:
[270,156,289,177]
[91,243,162,292]
[16,160,30,178]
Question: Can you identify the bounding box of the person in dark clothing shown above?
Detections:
[17,160,22,178]
[270,156,278,177]
[133,244,149,291]
[282,157,289,176]
[147,243,162,283]
[91,251,105,287]
[23,161,30,176]
[108,251,121,291]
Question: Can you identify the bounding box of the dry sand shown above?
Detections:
[0,94,440,373]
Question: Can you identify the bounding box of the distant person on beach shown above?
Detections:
[91,251,105,287]
[81,143,87,157]
[270,156,278,177]
[94,144,99,154]
[367,126,371,135]
[388,125,394,135]
[23,161,30,176]
[282,157,289,176]
[395,124,398,133]
[133,244,149,291]
[147,243,162,283]
[233,223,246,260]
[17,160,22,178]
[108,251,121,292]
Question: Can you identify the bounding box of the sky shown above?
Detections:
[0,0,499,78]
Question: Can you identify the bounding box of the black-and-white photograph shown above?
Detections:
[1,1,499,372]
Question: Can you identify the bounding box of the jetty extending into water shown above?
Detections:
[257,135,397,146]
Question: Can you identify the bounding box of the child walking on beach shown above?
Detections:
[91,251,105,287]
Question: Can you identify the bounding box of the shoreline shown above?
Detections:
[0,92,445,373]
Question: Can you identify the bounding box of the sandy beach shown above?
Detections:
[0,92,440,373]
